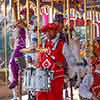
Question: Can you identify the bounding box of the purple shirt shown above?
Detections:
[14,27,26,58]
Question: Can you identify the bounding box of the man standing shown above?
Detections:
[35,22,76,100]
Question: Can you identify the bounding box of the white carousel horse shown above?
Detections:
[67,36,91,89]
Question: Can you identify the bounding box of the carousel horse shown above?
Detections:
[67,36,91,89]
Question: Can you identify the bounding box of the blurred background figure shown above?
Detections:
[79,58,100,100]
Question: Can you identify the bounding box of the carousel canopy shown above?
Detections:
[1,0,100,13]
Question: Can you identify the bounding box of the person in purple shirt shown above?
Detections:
[8,7,34,100]
[8,25,26,88]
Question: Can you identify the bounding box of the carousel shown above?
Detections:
[0,0,100,100]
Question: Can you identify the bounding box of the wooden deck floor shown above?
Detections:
[0,81,12,100]
[0,80,27,100]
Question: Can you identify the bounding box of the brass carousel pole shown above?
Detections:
[37,0,40,48]
[3,0,7,83]
[67,0,71,39]
[73,8,76,28]
[26,0,30,48]
[90,2,93,55]
[63,0,71,99]
[63,0,67,38]
[63,0,66,20]
[3,0,7,66]
[84,0,90,57]
[67,1,73,100]
[88,10,91,40]
[13,0,18,21]
[93,1,96,40]
[51,0,53,23]
[17,0,22,100]
[17,0,20,20]
[84,0,87,41]
[26,0,29,27]
[26,1,31,99]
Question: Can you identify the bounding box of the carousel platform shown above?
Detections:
[0,81,12,100]
[0,80,27,100]
[0,68,80,100]
[11,95,28,100]
[0,83,27,100]
[10,88,80,100]
[0,84,80,100]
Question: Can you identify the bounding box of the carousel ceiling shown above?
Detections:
[1,0,100,13]
[31,0,100,13]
